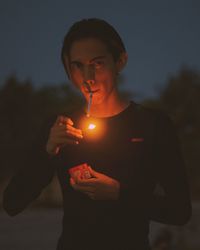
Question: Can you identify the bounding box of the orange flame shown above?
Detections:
[88,123,96,130]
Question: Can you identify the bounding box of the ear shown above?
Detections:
[116,52,128,73]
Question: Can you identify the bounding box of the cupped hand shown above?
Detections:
[46,115,83,155]
[70,165,120,200]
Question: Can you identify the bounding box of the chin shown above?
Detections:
[91,95,105,106]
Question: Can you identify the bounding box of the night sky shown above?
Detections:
[1,0,200,100]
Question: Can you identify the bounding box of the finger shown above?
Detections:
[72,172,96,186]
[65,117,74,126]
[55,116,65,125]
[71,183,94,192]
[88,166,100,178]
[75,177,97,186]
[53,120,83,138]
[55,124,82,138]
[53,127,83,140]
[66,124,83,136]
[54,137,80,145]
[71,185,94,197]
[50,127,83,143]
[56,116,73,126]
[66,130,83,139]
[73,171,84,184]
[70,177,76,186]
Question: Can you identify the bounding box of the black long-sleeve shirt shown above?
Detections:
[3,101,191,250]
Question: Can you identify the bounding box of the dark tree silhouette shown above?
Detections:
[143,67,200,199]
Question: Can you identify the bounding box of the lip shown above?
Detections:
[85,89,99,94]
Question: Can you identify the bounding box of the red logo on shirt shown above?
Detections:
[131,138,144,142]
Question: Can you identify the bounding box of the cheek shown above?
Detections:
[97,70,117,88]
[96,67,116,81]
[70,75,87,98]
[70,71,82,87]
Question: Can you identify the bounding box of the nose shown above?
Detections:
[83,65,95,85]
[86,79,95,85]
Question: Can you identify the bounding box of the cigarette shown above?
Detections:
[87,92,93,117]
[83,82,93,117]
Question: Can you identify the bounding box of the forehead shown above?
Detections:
[69,38,110,61]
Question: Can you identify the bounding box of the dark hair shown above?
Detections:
[61,18,126,76]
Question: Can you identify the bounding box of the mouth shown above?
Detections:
[85,89,99,94]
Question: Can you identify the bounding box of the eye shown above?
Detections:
[94,61,104,69]
[71,62,82,70]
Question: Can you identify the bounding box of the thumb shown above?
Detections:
[88,166,99,178]
[70,177,76,186]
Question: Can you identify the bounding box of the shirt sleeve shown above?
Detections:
[149,113,192,225]
[3,117,57,216]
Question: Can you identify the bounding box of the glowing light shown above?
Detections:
[88,123,96,130]
[79,117,105,141]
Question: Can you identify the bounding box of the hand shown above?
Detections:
[70,165,120,200]
[46,116,83,155]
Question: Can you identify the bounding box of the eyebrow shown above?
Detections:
[70,56,106,65]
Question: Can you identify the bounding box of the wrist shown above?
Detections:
[46,143,60,156]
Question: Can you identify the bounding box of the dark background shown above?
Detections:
[1,0,200,99]
[0,1,200,249]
